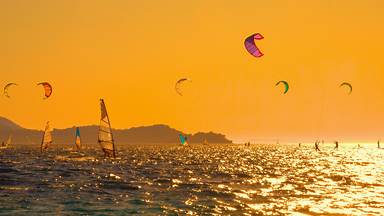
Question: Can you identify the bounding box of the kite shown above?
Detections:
[275,80,289,94]
[3,83,17,98]
[339,82,352,95]
[37,82,53,99]
[244,33,264,58]
[175,78,191,96]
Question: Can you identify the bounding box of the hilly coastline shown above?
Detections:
[0,117,232,145]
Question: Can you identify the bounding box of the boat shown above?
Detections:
[0,134,12,149]
[179,134,188,146]
[41,121,52,153]
[75,127,81,150]
[98,99,116,158]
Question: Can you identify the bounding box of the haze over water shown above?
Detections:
[1,143,383,215]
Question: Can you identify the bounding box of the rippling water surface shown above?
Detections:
[0,143,383,215]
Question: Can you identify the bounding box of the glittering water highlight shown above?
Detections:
[0,143,383,215]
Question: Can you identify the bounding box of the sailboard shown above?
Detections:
[6,135,12,147]
[203,138,208,145]
[98,99,116,158]
[179,134,188,146]
[41,121,52,152]
[0,134,12,149]
[75,127,81,150]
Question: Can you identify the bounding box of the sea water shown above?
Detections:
[0,144,383,215]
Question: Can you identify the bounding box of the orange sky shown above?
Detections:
[1,0,384,142]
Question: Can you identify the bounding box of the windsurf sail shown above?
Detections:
[41,121,52,152]
[179,134,188,146]
[98,99,116,158]
[75,127,81,150]
[5,135,12,147]
[203,138,208,145]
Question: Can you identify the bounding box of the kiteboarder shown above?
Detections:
[315,140,320,151]
[378,140,381,149]
[334,141,339,150]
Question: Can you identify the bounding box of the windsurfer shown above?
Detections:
[334,141,339,150]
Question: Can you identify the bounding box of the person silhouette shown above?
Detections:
[315,140,320,151]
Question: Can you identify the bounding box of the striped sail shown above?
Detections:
[98,99,116,157]
[75,127,81,150]
[41,121,52,152]
[179,134,188,146]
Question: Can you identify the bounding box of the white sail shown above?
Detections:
[203,138,208,145]
[75,127,81,150]
[0,134,11,149]
[6,135,12,147]
[41,121,52,152]
[98,99,116,157]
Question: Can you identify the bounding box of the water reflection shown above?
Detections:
[0,143,383,215]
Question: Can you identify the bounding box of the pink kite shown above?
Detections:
[244,33,264,58]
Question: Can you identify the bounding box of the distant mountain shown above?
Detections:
[0,117,23,131]
[0,117,232,145]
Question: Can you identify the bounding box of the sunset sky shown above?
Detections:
[1,0,384,142]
